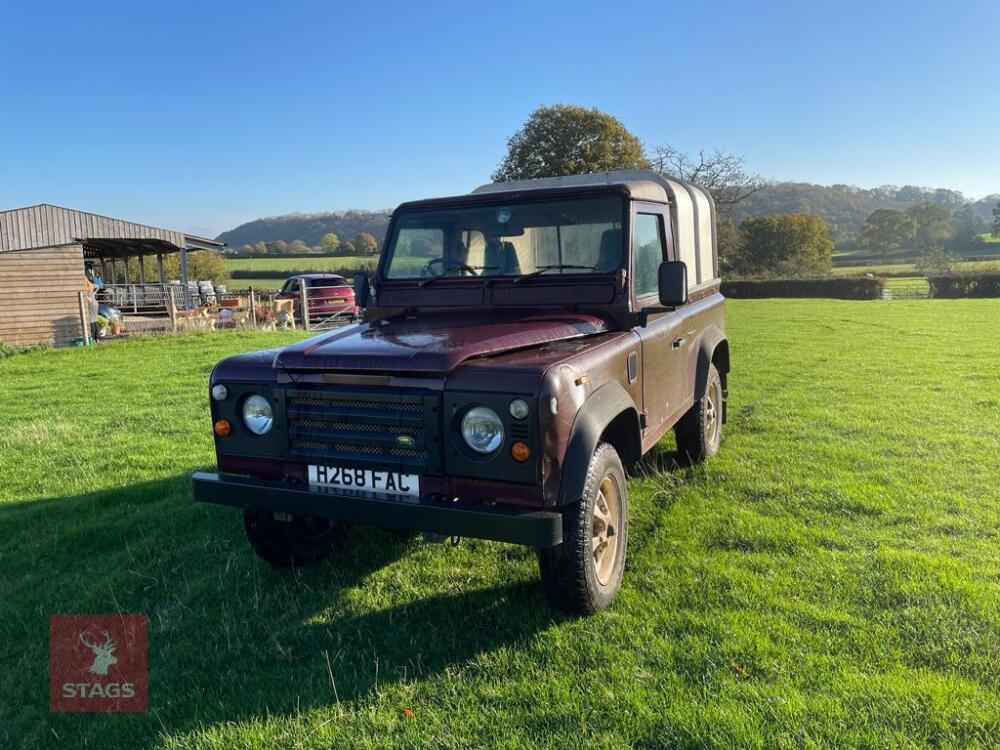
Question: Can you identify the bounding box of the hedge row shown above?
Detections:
[230,265,375,280]
[721,277,885,300]
[927,274,1000,298]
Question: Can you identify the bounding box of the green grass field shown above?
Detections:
[225,256,374,273]
[3,300,1000,748]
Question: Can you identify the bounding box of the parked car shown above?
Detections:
[194,170,729,614]
[275,273,358,322]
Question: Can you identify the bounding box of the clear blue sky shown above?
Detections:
[1,0,997,237]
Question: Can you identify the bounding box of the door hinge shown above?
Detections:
[639,412,648,429]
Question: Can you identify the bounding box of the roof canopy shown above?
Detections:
[0,203,224,256]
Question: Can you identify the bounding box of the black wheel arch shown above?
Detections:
[694,326,730,417]
[558,381,641,506]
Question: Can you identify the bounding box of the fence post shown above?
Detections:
[299,283,310,331]
[77,291,91,346]
[132,284,138,314]
[167,287,177,334]
[249,286,257,328]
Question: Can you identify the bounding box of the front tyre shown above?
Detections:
[243,509,346,568]
[675,363,723,464]
[538,442,628,614]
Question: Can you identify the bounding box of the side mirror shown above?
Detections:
[658,261,688,307]
[353,273,371,308]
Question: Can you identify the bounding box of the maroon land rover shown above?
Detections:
[193,170,729,613]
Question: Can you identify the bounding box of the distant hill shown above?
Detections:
[732,183,999,243]
[215,185,999,248]
[216,209,391,248]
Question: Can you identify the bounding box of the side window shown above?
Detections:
[282,279,300,294]
[633,214,664,299]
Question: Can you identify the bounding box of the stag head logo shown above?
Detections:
[79,630,118,676]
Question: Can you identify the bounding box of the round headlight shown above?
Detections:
[242,394,273,435]
[509,398,529,420]
[461,406,504,454]
[211,384,228,401]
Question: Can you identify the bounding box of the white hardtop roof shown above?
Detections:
[472,169,708,206]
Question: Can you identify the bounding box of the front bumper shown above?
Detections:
[192,472,563,547]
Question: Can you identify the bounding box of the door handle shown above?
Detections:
[672,337,686,349]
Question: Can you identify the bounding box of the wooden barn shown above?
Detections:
[0,204,223,347]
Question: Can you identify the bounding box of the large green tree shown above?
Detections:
[492,104,649,181]
[858,208,917,250]
[950,206,986,249]
[321,233,340,252]
[906,202,952,249]
[353,233,379,256]
[731,213,833,278]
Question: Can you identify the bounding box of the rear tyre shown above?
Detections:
[538,442,628,614]
[675,363,723,464]
[243,509,346,568]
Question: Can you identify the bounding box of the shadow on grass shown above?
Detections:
[0,475,562,748]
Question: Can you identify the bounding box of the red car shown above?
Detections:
[276,274,358,322]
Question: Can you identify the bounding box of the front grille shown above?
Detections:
[283,386,439,471]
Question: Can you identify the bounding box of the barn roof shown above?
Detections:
[0,203,223,255]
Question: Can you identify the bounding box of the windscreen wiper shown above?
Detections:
[418,266,498,287]
[512,264,592,285]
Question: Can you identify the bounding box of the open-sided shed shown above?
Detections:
[0,204,223,346]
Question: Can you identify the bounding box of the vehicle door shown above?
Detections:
[631,204,692,437]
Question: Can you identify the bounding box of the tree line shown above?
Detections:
[491,104,1000,278]
[232,232,380,258]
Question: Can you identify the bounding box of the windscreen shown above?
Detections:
[382,196,624,280]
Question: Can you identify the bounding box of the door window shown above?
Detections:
[633,214,664,299]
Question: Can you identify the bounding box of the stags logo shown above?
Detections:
[80,630,118,675]
[50,615,147,712]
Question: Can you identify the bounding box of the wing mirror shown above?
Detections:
[353,273,371,307]
[658,261,688,307]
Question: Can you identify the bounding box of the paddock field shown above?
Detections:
[1,299,998,749]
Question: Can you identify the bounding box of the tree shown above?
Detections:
[271,240,288,254]
[289,239,309,253]
[950,206,986,250]
[730,213,833,278]
[915,245,959,275]
[254,241,267,254]
[858,209,917,250]
[129,251,229,285]
[906,202,952,249]
[321,232,340,252]
[993,200,1000,238]
[353,232,379,256]
[492,104,649,182]
[340,239,357,256]
[649,145,764,213]
[715,218,743,275]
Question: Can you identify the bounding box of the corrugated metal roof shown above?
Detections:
[0,204,223,253]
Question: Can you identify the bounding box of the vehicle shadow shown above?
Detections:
[1,475,561,748]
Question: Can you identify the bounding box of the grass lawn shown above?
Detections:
[224,256,375,273]
[2,301,1000,748]
[831,262,919,276]
[227,277,294,291]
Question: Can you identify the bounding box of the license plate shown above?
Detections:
[308,465,420,497]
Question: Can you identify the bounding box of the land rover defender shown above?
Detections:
[193,170,729,613]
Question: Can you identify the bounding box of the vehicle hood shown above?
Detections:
[273,312,612,374]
